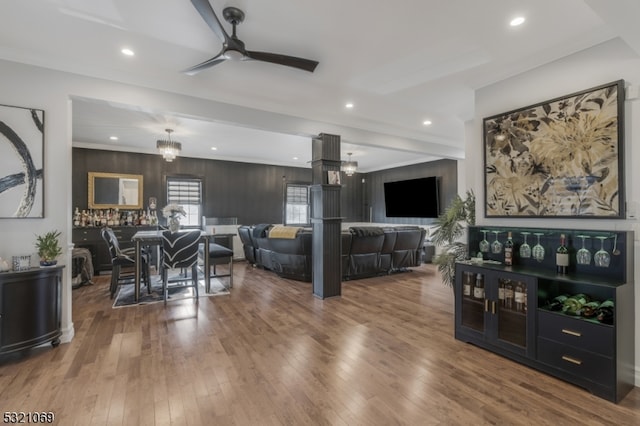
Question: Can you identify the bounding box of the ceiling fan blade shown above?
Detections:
[245,51,319,72]
[182,53,227,75]
[190,0,229,43]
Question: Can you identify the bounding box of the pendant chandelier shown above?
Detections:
[342,152,358,176]
[157,128,182,162]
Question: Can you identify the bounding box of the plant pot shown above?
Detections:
[40,260,58,267]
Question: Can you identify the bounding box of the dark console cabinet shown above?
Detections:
[456,226,634,403]
[0,266,63,355]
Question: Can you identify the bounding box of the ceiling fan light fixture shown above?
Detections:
[157,128,182,162]
[341,152,358,176]
[224,49,244,61]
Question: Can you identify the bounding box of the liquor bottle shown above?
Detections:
[596,299,614,324]
[562,293,590,315]
[498,280,506,306]
[556,234,569,274]
[463,273,473,297]
[514,281,526,312]
[473,273,484,299]
[504,232,514,266]
[73,207,80,227]
[546,294,569,311]
[504,280,514,309]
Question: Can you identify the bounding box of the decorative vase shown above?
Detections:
[168,216,180,232]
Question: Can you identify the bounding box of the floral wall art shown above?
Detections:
[483,80,624,218]
[0,104,45,218]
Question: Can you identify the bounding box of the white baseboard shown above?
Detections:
[60,323,75,344]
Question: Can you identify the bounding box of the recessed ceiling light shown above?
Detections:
[345,102,354,109]
[510,16,525,26]
[211,147,217,150]
[121,48,135,56]
[109,136,118,140]
[293,157,298,160]
[423,120,432,126]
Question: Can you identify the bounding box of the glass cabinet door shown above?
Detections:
[460,270,486,333]
[496,277,527,348]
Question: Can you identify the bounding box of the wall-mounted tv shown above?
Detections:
[383,176,440,218]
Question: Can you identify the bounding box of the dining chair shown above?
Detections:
[101,227,151,299]
[199,235,234,292]
[161,230,201,304]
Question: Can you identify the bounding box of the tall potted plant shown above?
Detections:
[35,230,63,267]
[431,190,475,287]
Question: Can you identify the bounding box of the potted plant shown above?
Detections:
[35,230,63,267]
[431,190,475,288]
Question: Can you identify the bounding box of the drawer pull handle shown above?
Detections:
[561,355,582,365]
[561,329,581,337]
[484,299,489,312]
[491,301,496,315]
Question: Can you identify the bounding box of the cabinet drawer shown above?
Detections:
[538,310,613,357]
[537,337,614,386]
[73,229,95,241]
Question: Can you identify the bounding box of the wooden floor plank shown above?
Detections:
[0,262,638,425]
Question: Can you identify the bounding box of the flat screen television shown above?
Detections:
[383,176,440,218]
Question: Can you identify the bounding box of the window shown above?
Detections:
[285,184,310,226]
[166,177,202,227]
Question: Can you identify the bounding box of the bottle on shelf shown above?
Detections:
[514,281,526,312]
[503,280,514,309]
[545,294,569,311]
[73,207,80,227]
[498,279,506,306]
[562,293,590,315]
[578,300,601,318]
[463,272,473,297]
[473,273,484,299]
[504,232,514,266]
[556,233,569,274]
[596,299,614,324]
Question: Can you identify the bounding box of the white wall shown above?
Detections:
[469,38,640,385]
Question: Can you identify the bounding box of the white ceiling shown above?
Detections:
[2,0,640,172]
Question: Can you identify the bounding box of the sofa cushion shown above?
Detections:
[350,226,385,237]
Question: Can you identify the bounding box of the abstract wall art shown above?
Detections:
[0,104,45,218]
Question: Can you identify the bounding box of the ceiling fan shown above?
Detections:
[184,0,319,75]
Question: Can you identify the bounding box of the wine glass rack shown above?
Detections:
[466,225,627,283]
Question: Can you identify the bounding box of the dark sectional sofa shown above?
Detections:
[238,224,427,282]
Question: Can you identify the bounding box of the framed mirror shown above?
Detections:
[88,172,143,209]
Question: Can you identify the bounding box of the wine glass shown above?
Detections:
[576,235,591,265]
[594,236,611,268]
[519,232,531,258]
[479,230,490,253]
[532,233,545,262]
[491,231,502,254]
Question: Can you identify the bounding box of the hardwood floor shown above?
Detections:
[0,262,638,425]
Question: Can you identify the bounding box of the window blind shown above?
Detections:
[167,178,202,205]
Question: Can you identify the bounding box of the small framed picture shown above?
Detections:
[327,170,341,185]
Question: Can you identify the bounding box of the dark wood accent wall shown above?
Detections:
[72,149,452,226]
[73,148,305,224]
[364,159,457,225]
[72,148,365,225]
